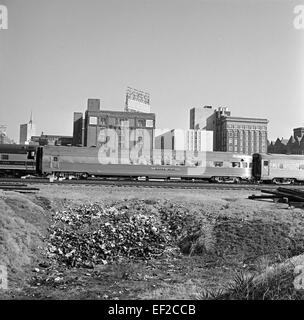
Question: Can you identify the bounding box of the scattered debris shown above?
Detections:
[249,187,304,208]
[45,201,204,268]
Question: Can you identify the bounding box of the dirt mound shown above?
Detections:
[213,217,292,261]
[0,192,49,285]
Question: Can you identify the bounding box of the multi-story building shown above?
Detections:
[73,99,156,163]
[154,129,213,152]
[268,127,304,154]
[189,106,214,130]
[206,107,268,154]
[0,125,15,144]
[294,127,304,140]
[19,115,36,145]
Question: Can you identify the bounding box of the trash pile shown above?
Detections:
[46,200,203,268]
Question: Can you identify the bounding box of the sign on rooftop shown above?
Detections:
[125,87,151,113]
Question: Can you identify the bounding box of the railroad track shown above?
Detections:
[0,182,40,193]
[1,178,304,191]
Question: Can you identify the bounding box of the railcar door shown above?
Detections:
[263,159,270,177]
[50,155,60,169]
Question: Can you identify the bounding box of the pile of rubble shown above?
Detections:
[249,187,304,208]
[46,200,203,268]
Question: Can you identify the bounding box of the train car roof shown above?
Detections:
[0,144,37,154]
[256,153,304,160]
[41,145,252,159]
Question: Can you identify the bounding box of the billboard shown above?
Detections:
[125,87,151,113]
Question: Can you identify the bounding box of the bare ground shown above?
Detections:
[1,184,304,300]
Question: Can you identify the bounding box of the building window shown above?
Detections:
[99,118,106,125]
[89,116,98,125]
[108,117,116,126]
[146,119,154,128]
[27,151,35,160]
[1,154,9,160]
[137,119,145,127]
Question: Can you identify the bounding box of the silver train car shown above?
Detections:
[252,153,304,184]
[37,146,253,182]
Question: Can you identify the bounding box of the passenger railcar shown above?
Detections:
[37,145,252,182]
[252,153,304,184]
[0,144,37,177]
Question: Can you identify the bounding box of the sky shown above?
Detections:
[0,0,303,143]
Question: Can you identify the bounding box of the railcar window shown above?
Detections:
[214,161,223,167]
[279,163,284,169]
[299,164,304,170]
[53,157,58,162]
[27,151,35,160]
[249,163,252,168]
[263,161,269,166]
[1,154,9,160]
[232,162,240,168]
[242,162,248,168]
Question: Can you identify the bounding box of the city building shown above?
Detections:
[30,134,73,146]
[154,128,213,152]
[294,127,304,140]
[189,106,214,130]
[19,114,36,144]
[206,107,268,154]
[268,126,304,154]
[73,99,156,163]
[0,125,15,144]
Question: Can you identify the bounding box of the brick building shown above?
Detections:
[73,99,156,163]
[268,127,304,154]
[206,107,268,154]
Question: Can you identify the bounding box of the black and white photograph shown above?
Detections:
[1,0,304,309]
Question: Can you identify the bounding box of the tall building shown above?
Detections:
[189,106,213,130]
[294,127,304,140]
[268,126,304,154]
[73,99,156,163]
[155,129,213,152]
[73,112,84,146]
[19,113,36,145]
[206,108,268,154]
[0,125,14,144]
[206,107,231,150]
